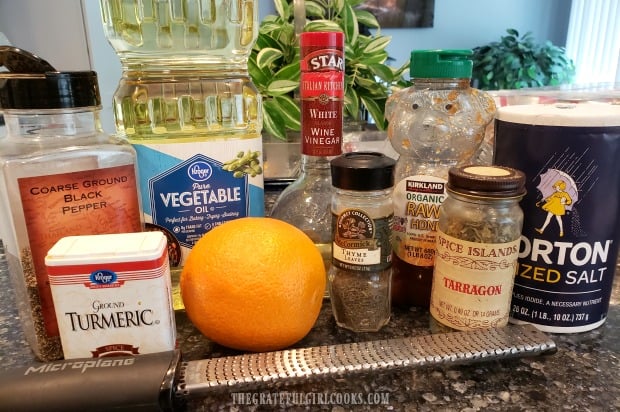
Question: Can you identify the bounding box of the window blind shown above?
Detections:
[565,0,620,84]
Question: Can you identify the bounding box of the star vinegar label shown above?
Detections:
[300,44,344,157]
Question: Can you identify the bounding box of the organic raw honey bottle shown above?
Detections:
[386,50,496,308]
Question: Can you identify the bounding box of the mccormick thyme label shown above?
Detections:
[332,209,392,273]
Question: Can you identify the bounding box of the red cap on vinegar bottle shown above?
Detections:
[300,31,344,49]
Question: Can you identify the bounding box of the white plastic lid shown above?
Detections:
[496,102,620,127]
[45,232,167,266]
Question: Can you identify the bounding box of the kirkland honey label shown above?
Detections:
[495,114,620,333]
[392,175,447,267]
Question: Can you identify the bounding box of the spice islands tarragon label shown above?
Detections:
[430,230,520,331]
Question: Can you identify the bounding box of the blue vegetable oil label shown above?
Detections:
[133,138,264,268]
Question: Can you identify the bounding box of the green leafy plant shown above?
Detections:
[472,28,575,90]
[250,0,409,140]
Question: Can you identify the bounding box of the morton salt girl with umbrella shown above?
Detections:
[534,172,577,238]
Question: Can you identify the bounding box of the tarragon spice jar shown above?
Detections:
[430,165,526,331]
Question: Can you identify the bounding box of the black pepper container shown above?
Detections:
[0,47,143,361]
[429,165,525,332]
[328,152,395,332]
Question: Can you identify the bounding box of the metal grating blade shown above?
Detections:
[176,324,556,398]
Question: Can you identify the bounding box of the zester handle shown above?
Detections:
[0,350,181,412]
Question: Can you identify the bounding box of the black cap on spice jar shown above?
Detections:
[331,152,396,191]
[0,71,101,110]
[447,165,526,198]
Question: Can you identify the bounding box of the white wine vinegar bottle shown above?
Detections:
[270,31,345,290]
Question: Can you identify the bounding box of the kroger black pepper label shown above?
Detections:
[494,103,620,333]
[332,209,392,272]
[18,165,142,337]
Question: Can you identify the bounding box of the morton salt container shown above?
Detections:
[494,102,620,333]
[99,0,263,310]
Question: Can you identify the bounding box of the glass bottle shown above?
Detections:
[328,152,395,332]
[429,165,525,332]
[270,31,345,286]
[385,49,496,308]
[99,0,263,310]
[0,62,143,361]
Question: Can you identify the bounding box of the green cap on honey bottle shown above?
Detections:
[410,49,473,79]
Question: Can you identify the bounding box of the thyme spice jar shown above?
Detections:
[430,165,526,331]
[328,152,395,332]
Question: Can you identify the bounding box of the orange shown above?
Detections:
[180,217,326,352]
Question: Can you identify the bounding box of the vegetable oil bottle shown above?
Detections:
[99,0,264,310]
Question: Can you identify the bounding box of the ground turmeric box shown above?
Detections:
[45,232,176,359]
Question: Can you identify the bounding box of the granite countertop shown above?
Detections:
[1,257,618,411]
[0,189,618,411]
